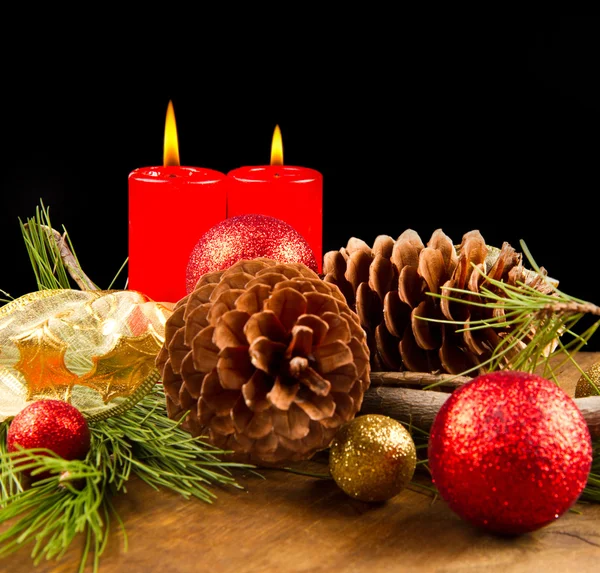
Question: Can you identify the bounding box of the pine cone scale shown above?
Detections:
[267,377,299,410]
[241,371,272,412]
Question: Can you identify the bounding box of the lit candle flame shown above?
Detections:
[270,124,283,166]
[163,100,180,167]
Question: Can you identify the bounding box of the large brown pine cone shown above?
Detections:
[155,257,371,465]
[323,229,556,375]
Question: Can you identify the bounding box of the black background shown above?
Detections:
[2,12,598,347]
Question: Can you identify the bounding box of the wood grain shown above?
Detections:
[3,354,600,573]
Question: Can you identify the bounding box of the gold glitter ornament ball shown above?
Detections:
[329,414,417,502]
[575,361,600,397]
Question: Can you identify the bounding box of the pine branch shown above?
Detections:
[0,384,254,571]
[0,452,111,569]
[0,450,115,571]
[93,385,251,502]
[538,301,600,318]
[422,241,600,382]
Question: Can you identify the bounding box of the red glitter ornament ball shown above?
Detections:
[428,371,592,535]
[185,214,319,294]
[7,400,91,461]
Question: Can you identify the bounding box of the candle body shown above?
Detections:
[227,165,323,272]
[128,166,228,303]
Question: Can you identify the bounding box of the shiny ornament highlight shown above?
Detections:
[428,371,592,535]
[185,214,318,294]
[7,400,91,461]
[329,414,417,502]
[575,361,600,397]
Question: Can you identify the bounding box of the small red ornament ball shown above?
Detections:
[185,214,319,293]
[7,400,91,461]
[428,371,592,535]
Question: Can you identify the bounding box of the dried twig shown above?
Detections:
[369,371,471,391]
[538,301,600,318]
[361,386,600,439]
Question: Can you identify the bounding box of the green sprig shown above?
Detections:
[18,201,127,292]
[19,201,81,290]
[91,384,250,502]
[0,452,109,571]
[0,385,254,572]
[422,240,600,384]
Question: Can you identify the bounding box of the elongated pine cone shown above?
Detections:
[323,229,556,374]
[155,257,371,465]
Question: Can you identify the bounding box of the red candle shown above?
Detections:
[227,125,323,272]
[128,101,228,303]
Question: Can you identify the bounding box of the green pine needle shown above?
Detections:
[0,385,254,572]
[19,201,76,290]
[90,384,251,502]
[18,200,127,292]
[422,240,600,384]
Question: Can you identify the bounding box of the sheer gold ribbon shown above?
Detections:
[0,290,173,421]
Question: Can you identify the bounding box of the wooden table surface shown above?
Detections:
[3,353,600,573]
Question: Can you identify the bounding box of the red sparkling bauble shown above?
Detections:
[185,214,319,293]
[7,400,91,461]
[428,371,592,535]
